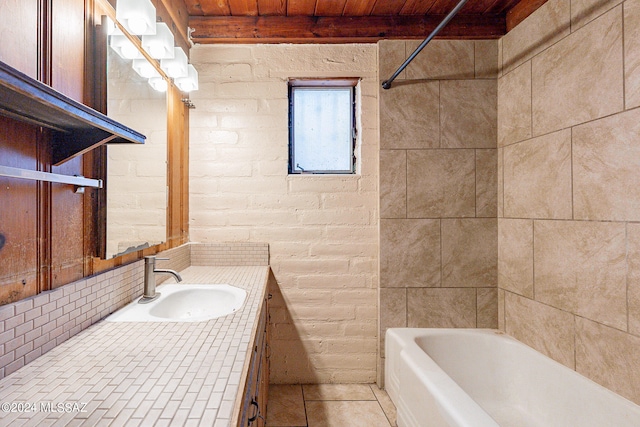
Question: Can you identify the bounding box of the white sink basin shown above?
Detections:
[106,284,247,322]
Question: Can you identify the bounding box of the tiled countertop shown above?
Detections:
[0,266,269,427]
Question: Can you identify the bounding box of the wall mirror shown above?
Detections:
[105,44,168,258]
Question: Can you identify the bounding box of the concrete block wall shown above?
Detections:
[189,44,379,383]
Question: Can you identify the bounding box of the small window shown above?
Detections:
[288,79,358,174]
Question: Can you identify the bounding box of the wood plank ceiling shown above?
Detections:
[184,0,548,43]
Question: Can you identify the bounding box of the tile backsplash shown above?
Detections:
[0,261,143,379]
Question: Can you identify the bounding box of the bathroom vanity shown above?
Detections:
[236,289,270,427]
[0,264,271,427]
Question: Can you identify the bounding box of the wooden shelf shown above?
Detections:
[0,60,145,165]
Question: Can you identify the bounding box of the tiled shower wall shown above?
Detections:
[498,0,640,405]
[378,39,498,380]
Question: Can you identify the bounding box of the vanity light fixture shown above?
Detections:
[115,0,156,35]
[132,58,161,79]
[175,64,199,92]
[148,77,168,92]
[160,47,188,78]
[109,31,144,60]
[141,22,175,59]
[106,17,118,35]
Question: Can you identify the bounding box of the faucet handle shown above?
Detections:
[155,257,169,261]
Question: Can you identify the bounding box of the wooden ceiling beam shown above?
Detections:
[188,14,506,43]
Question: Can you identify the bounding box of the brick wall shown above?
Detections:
[189,44,379,383]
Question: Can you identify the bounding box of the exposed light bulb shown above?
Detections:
[132,59,160,79]
[106,17,117,35]
[148,77,167,92]
[142,23,175,60]
[120,42,141,59]
[160,47,188,78]
[175,64,199,93]
[109,33,143,60]
[127,17,149,35]
[115,0,156,35]
[149,45,165,58]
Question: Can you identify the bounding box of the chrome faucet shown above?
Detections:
[139,256,182,304]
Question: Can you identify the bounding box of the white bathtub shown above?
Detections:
[385,328,640,427]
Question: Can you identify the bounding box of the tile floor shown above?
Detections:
[266,384,397,427]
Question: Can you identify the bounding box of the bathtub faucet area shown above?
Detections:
[139,255,182,304]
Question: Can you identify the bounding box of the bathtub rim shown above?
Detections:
[387,328,502,427]
[385,328,640,427]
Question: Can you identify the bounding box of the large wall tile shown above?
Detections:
[625,0,640,109]
[531,7,623,135]
[497,62,531,147]
[380,219,440,288]
[572,0,623,31]
[576,318,640,405]
[442,219,497,288]
[476,149,498,218]
[380,150,406,219]
[498,219,533,298]
[407,150,476,218]
[477,288,498,328]
[497,148,504,217]
[405,40,474,80]
[379,288,406,357]
[379,40,406,83]
[502,0,570,73]
[534,220,627,330]
[475,40,499,78]
[627,223,640,335]
[505,292,575,368]
[498,289,505,331]
[380,81,439,149]
[407,288,476,328]
[503,130,572,219]
[573,99,640,221]
[440,80,497,149]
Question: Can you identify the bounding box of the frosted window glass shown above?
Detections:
[291,87,354,173]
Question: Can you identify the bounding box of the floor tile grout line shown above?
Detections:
[301,384,310,427]
[369,384,395,427]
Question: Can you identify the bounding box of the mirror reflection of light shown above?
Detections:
[106,17,117,35]
[132,59,160,79]
[115,0,156,35]
[109,33,144,60]
[161,47,188,78]
[175,64,199,93]
[142,23,175,60]
[121,42,141,60]
[148,77,167,92]
[127,17,150,35]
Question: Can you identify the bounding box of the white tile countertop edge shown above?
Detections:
[0,265,270,427]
